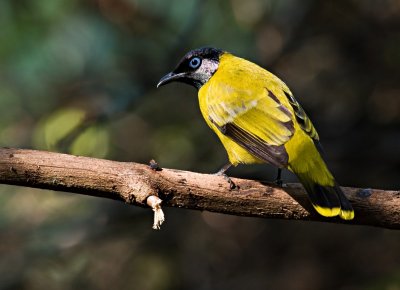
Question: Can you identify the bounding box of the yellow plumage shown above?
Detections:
[158,47,354,220]
[199,53,293,165]
[199,53,353,220]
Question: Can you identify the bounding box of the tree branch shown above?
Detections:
[0,148,398,229]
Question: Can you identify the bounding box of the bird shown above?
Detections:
[157,47,354,220]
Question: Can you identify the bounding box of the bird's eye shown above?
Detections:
[189,57,201,69]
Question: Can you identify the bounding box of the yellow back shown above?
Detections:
[198,53,334,186]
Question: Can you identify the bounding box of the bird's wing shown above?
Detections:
[206,82,295,167]
[284,91,319,141]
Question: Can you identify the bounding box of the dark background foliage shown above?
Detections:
[0,0,399,289]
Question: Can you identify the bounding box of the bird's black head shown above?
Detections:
[157,47,224,90]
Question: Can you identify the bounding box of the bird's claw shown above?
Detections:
[274,168,283,187]
[274,178,283,187]
[149,159,162,171]
[214,172,238,190]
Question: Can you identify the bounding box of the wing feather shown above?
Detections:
[218,122,289,168]
[206,79,295,167]
[284,91,319,141]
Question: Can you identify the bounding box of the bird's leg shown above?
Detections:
[214,162,237,190]
[216,162,232,175]
[275,168,283,187]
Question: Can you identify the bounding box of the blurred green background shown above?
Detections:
[0,0,399,289]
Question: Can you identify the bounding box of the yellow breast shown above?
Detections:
[198,89,262,166]
[197,53,281,166]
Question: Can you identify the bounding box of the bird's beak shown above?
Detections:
[157,72,185,88]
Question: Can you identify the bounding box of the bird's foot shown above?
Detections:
[214,171,237,190]
[274,178,283,187]
[214,162,237,190]
[149,159,162,171]
[274,168,283,187]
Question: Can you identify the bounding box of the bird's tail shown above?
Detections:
[296,172,354,220]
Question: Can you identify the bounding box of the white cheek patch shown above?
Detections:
[192,59,219,85]
[198,59,219,75]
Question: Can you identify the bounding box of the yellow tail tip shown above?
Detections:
[313,205,355,220]
[313,205,341,217]
[339,209,355,220]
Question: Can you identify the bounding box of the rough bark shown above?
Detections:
[0,148,398,229]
